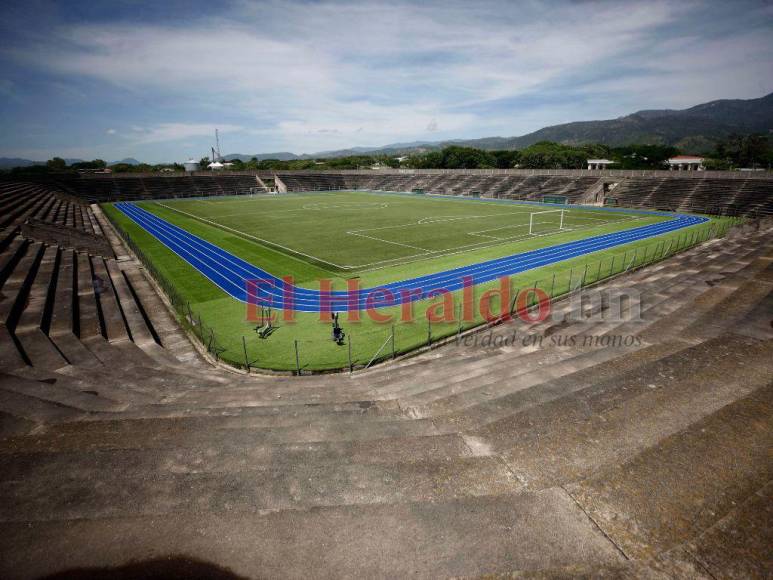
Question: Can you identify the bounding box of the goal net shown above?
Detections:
[249,186,278,196]
[529,208,566,235]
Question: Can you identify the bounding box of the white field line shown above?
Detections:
[154,201,350,270]
[155,197,651,273]
[346,231,432,252]
[349,215,651,274]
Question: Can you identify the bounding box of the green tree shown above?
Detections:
[46,157,67,171]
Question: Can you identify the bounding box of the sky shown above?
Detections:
[0,0,771,163]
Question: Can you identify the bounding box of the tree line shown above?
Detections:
[4,134,770,176]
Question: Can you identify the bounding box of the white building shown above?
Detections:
[587,159,615,170]
[667,155,704,171]
[207,161,234,170]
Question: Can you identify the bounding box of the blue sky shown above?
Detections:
[1,0,771,163]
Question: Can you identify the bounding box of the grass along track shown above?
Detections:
[103,192,729,371]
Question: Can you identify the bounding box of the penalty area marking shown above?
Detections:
[151,200,653,273]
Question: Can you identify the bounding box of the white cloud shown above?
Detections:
[125,123,245,144]
[106,128,116,135]
[1,0,771,160]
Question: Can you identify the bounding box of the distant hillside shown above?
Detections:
[500,92,773,152]
[280,92,773,158]
[224,152,299,162]
[0,157,85,169]
[109,158,141,165]
[0,158,43,169]
[3,93,770,169]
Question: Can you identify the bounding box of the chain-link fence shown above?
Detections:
[107,206,741,374]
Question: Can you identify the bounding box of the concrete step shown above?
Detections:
[0,487,623,579]
[732,287,773,341]
[568,381,772,560]
[0,373,126,414]
[474,334,772,491]
[4,411,440,452]
[403,341,647,419]
[48,331,103,368]
[121,266,207,368]
[0,432,474,477]
[681,482,773,579]
[103,258,157,347]
[680,276,773,342]
[0,411,36,439]
[0,325,27,371]
[13,366,161,406]
[435,339,692,433]
[0,386,85,425]
[0,454,521,521]
[0,242,43,325]
[82,396,403,423]
[15,329,68,371]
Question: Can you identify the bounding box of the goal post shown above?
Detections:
[529,208,565,235]
[249,186,278,196]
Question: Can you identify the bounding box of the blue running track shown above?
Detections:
[115,201,707,312]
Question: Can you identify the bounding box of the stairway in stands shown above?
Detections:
[0,206,770,576]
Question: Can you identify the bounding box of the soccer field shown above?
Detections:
[103,190,721,371]
[126,191,669,280]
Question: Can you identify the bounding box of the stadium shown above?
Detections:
[1,1,772,578]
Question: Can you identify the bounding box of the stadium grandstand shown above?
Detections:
[0,169,771,578]
[22,168,773,215]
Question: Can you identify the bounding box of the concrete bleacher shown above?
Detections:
[0,208,770,577]
[0,182,104,252]
[612,176,773,216]
[274,172,604,204]
[21,170,773,218]
[44,174,261,202]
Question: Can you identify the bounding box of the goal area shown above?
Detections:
[529,208,566,235]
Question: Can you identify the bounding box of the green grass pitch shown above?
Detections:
[103,191,728,372]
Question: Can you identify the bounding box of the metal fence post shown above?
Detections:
[427,318,432,347]
[348,335,353,374]
[510,288,520,317]
[294,340,301,375]
[391,325,396,359]
[549,273,555,298]
[242,336,249,372]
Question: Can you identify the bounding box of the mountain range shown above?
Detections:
[2,93,771,168]
[0,157,142,169]
[219,92,773,160]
